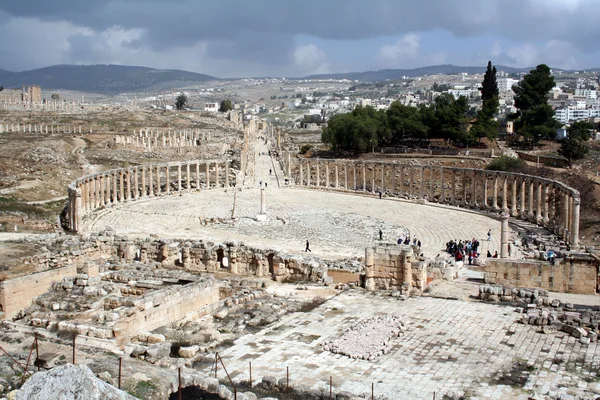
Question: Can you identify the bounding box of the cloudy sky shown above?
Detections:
[0,0,599,78]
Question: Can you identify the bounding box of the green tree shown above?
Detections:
[175,93,188,110]
[219,99,233,112]
[471,61,500,143]
[511,64,560,147]
[386,101,428,146]
[322,106,388,152]
[558,121,592,164]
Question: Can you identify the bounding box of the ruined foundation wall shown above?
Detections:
[0,265,77,318]
[484,255,598,294]
[111,279,220,338]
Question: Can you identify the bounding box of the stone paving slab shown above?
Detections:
[198,293,600,399]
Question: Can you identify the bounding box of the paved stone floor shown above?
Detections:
[84,187,511,260]
[199,292,600,400]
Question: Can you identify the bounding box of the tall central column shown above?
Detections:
[500,212,510,258]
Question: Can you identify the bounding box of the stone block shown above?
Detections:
[147,333,166,343]
[146,342,171,363]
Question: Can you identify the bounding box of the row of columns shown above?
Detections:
[114,130,212,149]
[0,123,91,134]
[68,160,230,232]
[295,160,580,246]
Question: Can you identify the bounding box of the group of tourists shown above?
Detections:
[445,238,493,264]
[396,235,421,248]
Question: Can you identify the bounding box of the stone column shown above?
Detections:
[536,181,543,222]
[306,162,311,187]
[492,174,498,210]
[344,164,348,189]
[352,164,356,190]
[399,166,405,196]
[419,167,424,199]
[125,170,131,200]
[165,165,170,194]
[92,177,98,208]
[502,176,508,212]
[177,164,182,192]
[82,180,89,213]
[408,168,414,198]
[186,163,191,190]
[215,162,220,188]
[439,167,444,202]
[195,162,200,190]
[528,180,535,220]
[381,163,386,194]
[371,164,375,194]
[133,168,139,199]
[225,161,230,187]
[483,174,488,208]
[112,174,117,203]
[471,171,477,206]
[335,164,339,189]
[520,179,526,218]
[299,162,304,185]
[325,163,330,188]
[362,164,366,191]
[543,184,550,224]
[148,167,154,197]
[156,166,161,195]
[141,167,146,197]
[451,169,456,204]
[571,196,580,247]
[206,163,210,189]
[563,192,570,238]
[511,178,518,216]
[74,188,82,232]
[462,171,467,205]
[118,172,124,202]
[260,188,266,214]
[430,167,436,201]
[99,175,105,205]
[316,161,320,187]
[500,212,509,258]
[287,153,291,176]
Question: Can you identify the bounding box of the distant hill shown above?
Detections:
[0,64,218,94]
[304,64,543,82]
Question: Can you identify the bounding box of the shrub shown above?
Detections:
[485,155,526,172]
[299,144,313,155]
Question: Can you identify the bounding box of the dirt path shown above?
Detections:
[72,137,102,176]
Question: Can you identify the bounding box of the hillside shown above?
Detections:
[304,64,543,82]
[0,64,218,94]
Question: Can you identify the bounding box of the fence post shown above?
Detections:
[329,376,332,400]
[35,333,40,371]
[178,367,182,400]
[214,353,218,378]
[249,361,252,387]
[72,335,76,364]
[372,382,374,400]
[286,366,289,391]
[118,357,122,389]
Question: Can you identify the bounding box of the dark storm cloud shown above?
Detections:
[0,0,599,75]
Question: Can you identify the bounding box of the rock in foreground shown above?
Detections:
[14,364,137,400]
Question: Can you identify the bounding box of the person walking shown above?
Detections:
[487,229,491,241]
[379,229,383,241]
[305,240,311,252]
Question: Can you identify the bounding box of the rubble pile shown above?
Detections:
[479,284,600,343]
[321,314,405,361]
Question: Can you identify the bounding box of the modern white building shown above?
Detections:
[498,78,520,92]
[204,102,219,112]
[554,106,600,124]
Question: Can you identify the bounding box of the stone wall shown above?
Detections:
[484,253,599,294]
[364,245,428,292]
[0,265,77,318]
